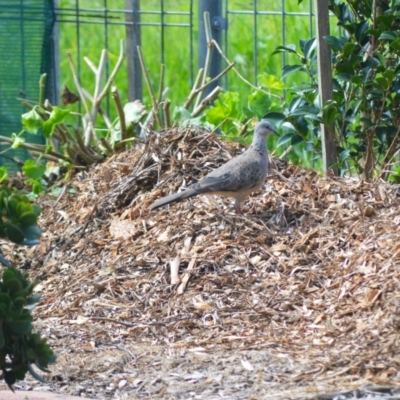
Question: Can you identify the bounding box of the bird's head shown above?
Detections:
[255,120,278,137]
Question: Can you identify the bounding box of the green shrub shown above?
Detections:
[0,267,56,389]
[0,185,56,389]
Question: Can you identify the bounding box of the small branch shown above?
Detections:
[67,52,96,144]
[277,145,293,159]
[193,62,235,96]
[157,64,166,128]
[111,86,127,142]
[81,88,113,131]
[65,144,99,165]
[163,99,171,128]
[137,45,161,127]
[93,49,107,103]
[83,56,98,74]
[0,135,65,157]
[183,68,204,109]
[379,124,400,179]
[84,49,108,147]
[29,150,63,163]
[90,316,165,328]
[211,39,282,100]
[38,73,47,107]
[96,40,126,105]
[157,64,165,107]
[100,138,114,154]
[192,86,223,117]
[194,12,214,109]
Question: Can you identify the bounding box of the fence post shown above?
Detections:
[125,0,142,101]
[315,0,338,174]
[198,0,224,97]
[48,0,60,106]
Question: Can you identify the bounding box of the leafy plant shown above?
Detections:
[282,0,400,180]
[0,185,55,389]
[0,186,41,246]
[0,267,56,389]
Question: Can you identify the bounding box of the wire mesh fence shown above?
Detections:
[0,0,55,170]
[0,0,317,167]
[55,0,316,104]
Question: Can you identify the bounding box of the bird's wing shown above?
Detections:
[192,161,264,194]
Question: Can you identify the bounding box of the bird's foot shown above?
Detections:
[234,205,244,215]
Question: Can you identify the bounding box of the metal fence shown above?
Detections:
[54,0,315,104]
[0,0,316,148]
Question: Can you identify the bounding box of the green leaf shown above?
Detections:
[31,180,42,196]
[324,35,343,52]
[2,268,17,283]
[375,76,389,90]
[205,91,241,132]
[257,73,284,91]
[4,278,21,294]
[0,167,9,183]
[247,90,274,116]
[389,39,400,51]
[289,97,304,113]
[336,73,353,83]
[11,133,25,149]
[22,160,45,180]
[18,212,38,227]
[277,133,293,147]
[272,44,297,56]
[322,106,337,126]
[290,133,305,145]
[379,31,398,41]
[173,106,192,121]
[263,112,286,125]
[383,69,395,81]
[21,108,43,134]
[341,42,357,57]
[355,20,369,43]
[8,319,32,335]
[42,107,70,138]
[282,65,306,79]
[303,38,317,59]
[123,100,147,126]
[21,226,41,241]
[5,223,25,244]
[339,149,350,163]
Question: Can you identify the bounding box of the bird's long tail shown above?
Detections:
[149,188,199,210]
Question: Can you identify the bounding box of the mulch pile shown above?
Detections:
[9,127,400,399]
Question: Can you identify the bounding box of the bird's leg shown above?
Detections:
[234,200,243,215]
[235,206,243,215]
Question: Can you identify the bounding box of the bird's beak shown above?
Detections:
[272,127,279,136]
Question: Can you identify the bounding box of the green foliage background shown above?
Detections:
[56,1,336,168]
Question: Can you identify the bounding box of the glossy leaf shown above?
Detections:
[271,44,297,56]
[379,31,398,41]
[282,65,306,79]
[324,35,344,52]
[277,133,293,147]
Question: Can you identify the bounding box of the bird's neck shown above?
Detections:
[251,135,267,154]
